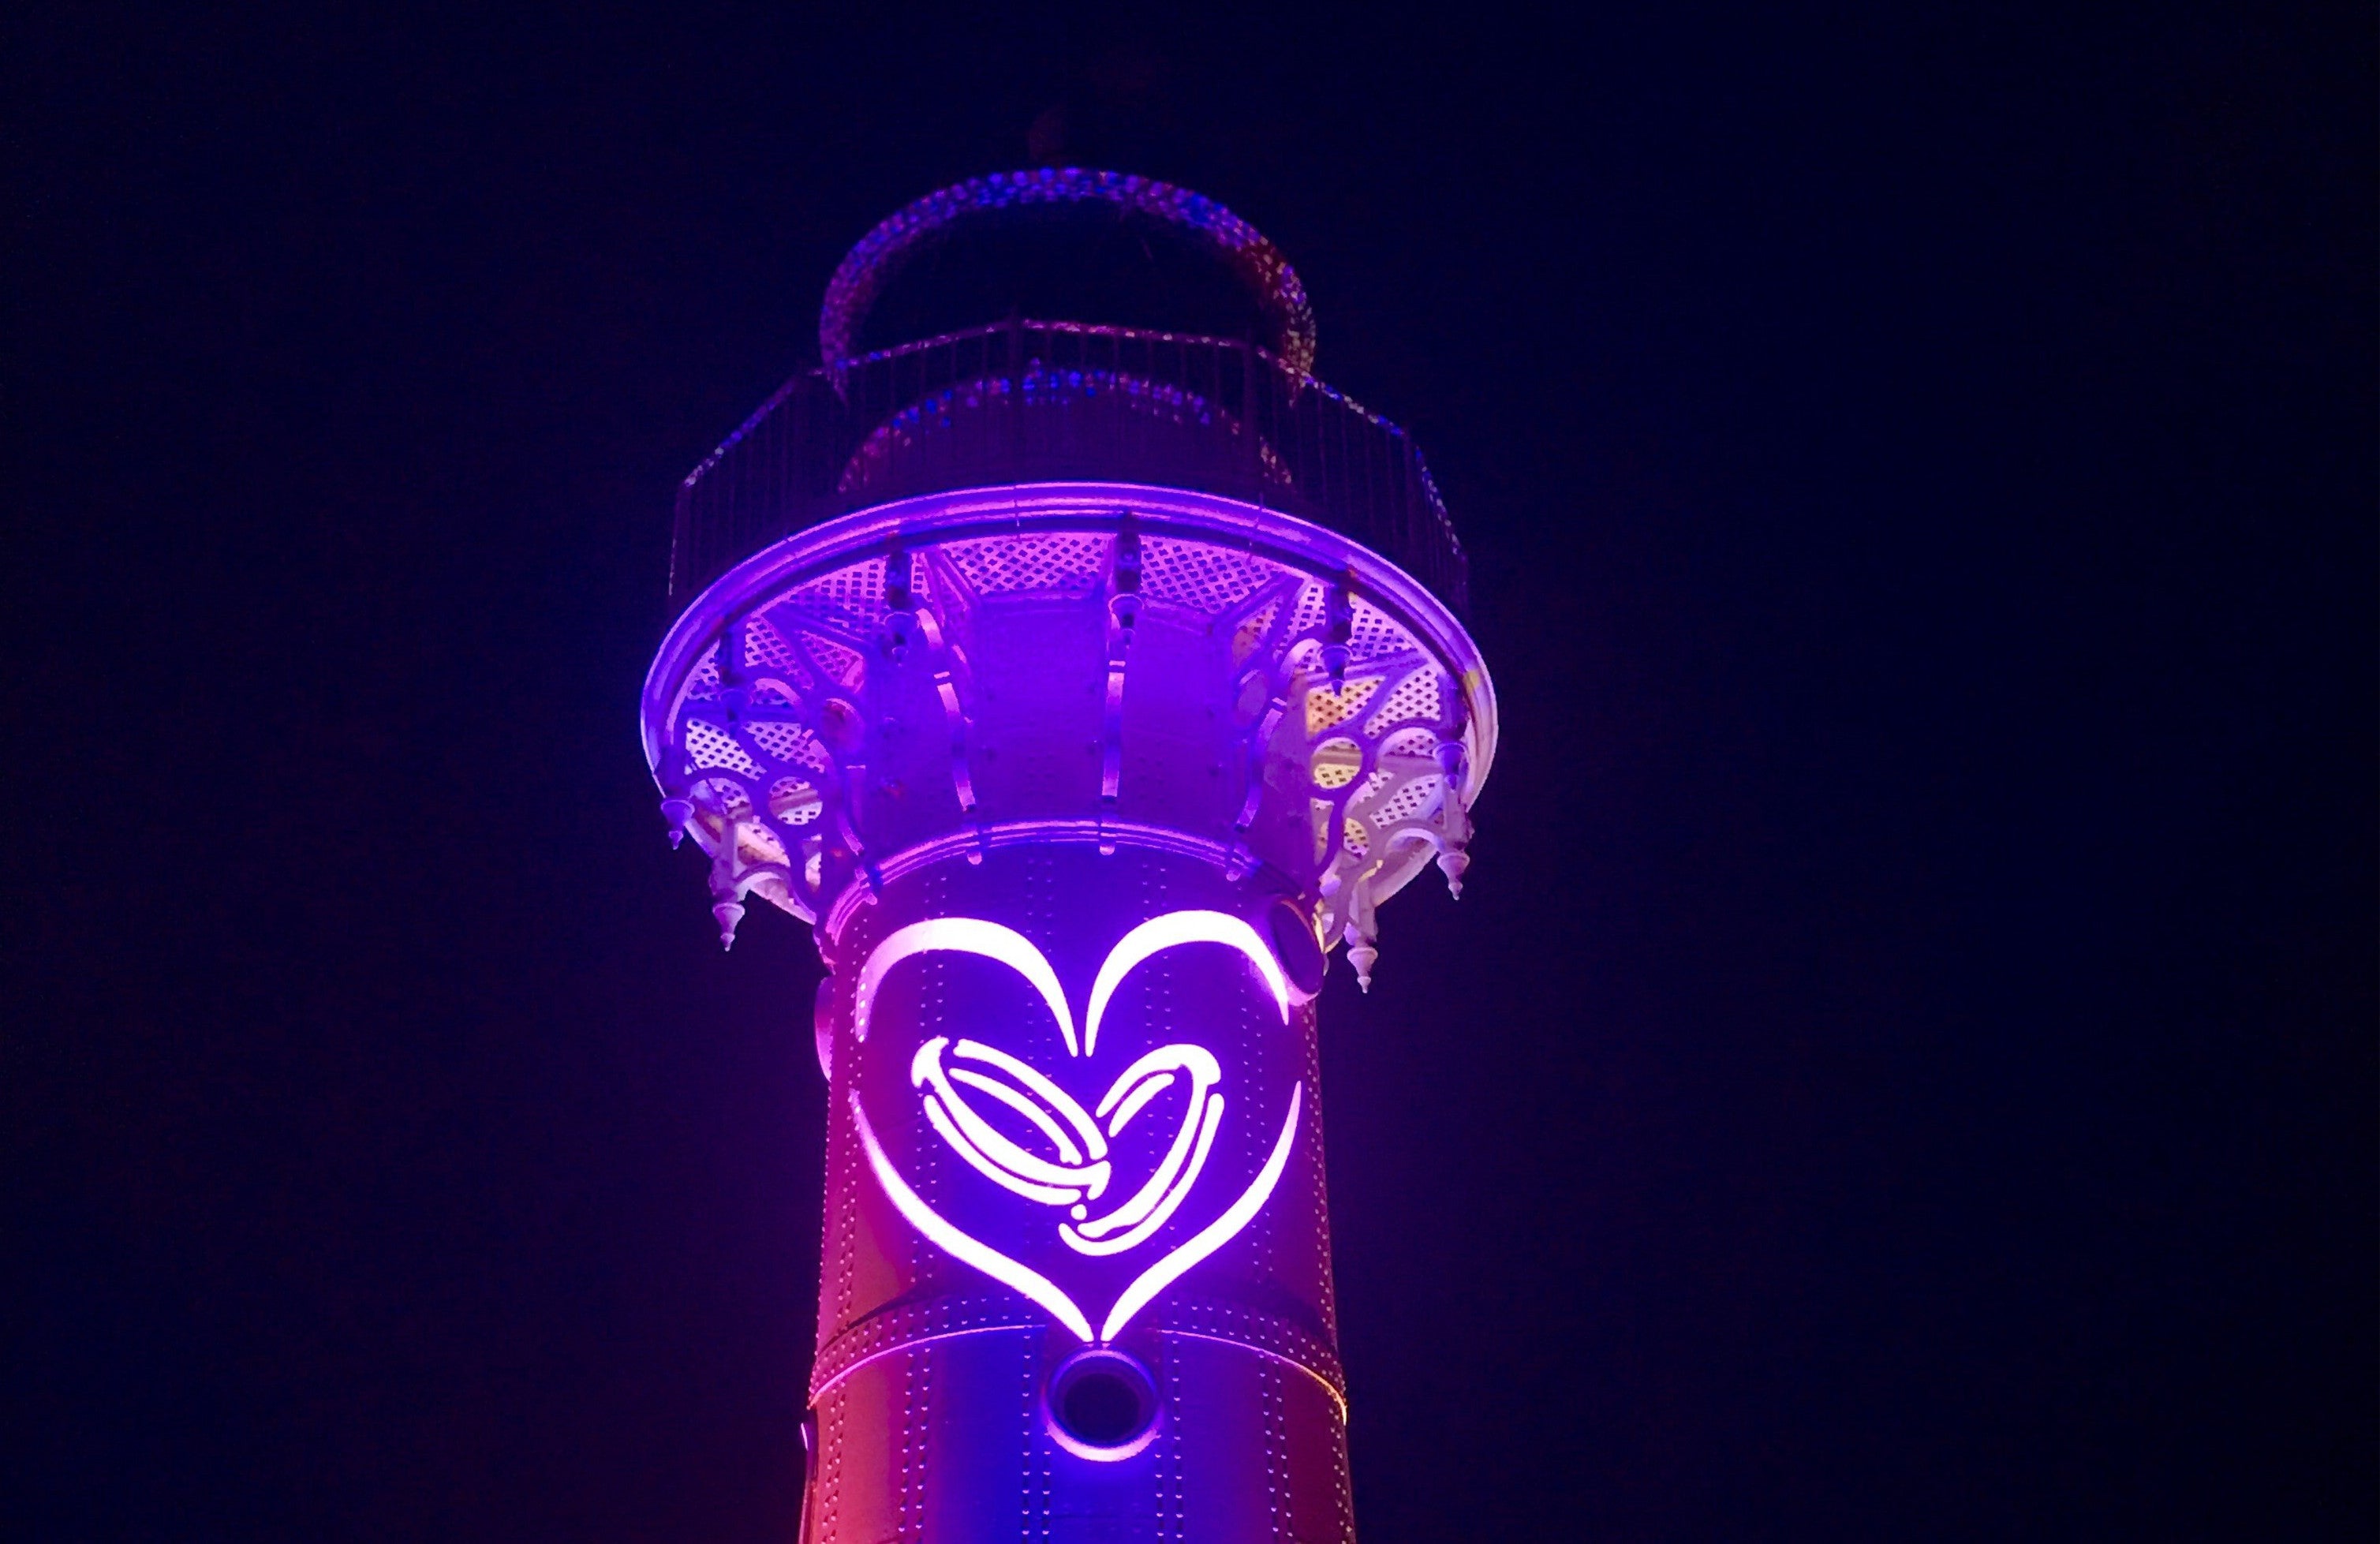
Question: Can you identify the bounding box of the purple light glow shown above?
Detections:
[819,168,1317,376]
[647,174,1490,1539]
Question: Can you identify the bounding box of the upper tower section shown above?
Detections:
[645,172,1493,977]
[667,170,1465,612]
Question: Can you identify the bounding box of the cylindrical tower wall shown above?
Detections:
[806,840,1349,1543]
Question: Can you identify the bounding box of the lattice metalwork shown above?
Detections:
[1140,536,1277,617]
[943,532,1112,598]
[782,558,889,630]
[684,718,763,776]
[805,635,867,690]
[1364,668,1444,738]
[745,720,830,772]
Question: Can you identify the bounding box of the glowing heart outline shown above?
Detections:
[852,911,1291,1056]
[846,910,1302,1344]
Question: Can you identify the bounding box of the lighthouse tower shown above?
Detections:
[642,171,1496,1542]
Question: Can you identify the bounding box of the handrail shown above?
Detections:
[669,320,1467,612]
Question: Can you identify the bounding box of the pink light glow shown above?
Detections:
[1098,1082,1301,1343]
[1063,1045,1227,1258]
[850,1090,1097,1343]
[850,907,1310,1344]
[1083,910,1289,1055]
[855,917,1078,1053]
[910,1036,1112,1206]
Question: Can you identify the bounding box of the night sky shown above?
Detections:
[14,6,2374,1538]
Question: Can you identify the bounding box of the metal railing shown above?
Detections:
[669,320,1468,611]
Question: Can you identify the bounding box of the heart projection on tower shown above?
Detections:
[846,910,1306,1344]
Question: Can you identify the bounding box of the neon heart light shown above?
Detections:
[848,910,1302,1344]
[910,1036,1228,1257]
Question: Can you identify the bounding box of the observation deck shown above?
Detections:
[645,170,1493,987]
[669,318,1468,614]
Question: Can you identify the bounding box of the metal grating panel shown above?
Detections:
[943,532,1112,598]
[745,720,831,772]
[1305,676,1384,736]
[685,718,764,776]
[1362,669,1443,737]
[1347,597,1421,664]
[1140,536,1276,616]
[783,558,889,630]
[1369,773,1444,828]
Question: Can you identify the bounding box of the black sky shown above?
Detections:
[13,4,2375,1539]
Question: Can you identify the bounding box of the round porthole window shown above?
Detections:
[1267,897,1326,1000]
[1045,1348,1161,1460]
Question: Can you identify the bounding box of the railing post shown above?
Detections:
[1242,338,1261,504]
[668,320,1469,619]
[668,482,690,601]
[1006,313,1025,480]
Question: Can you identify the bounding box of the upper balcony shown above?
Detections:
[668,317,1469,614]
